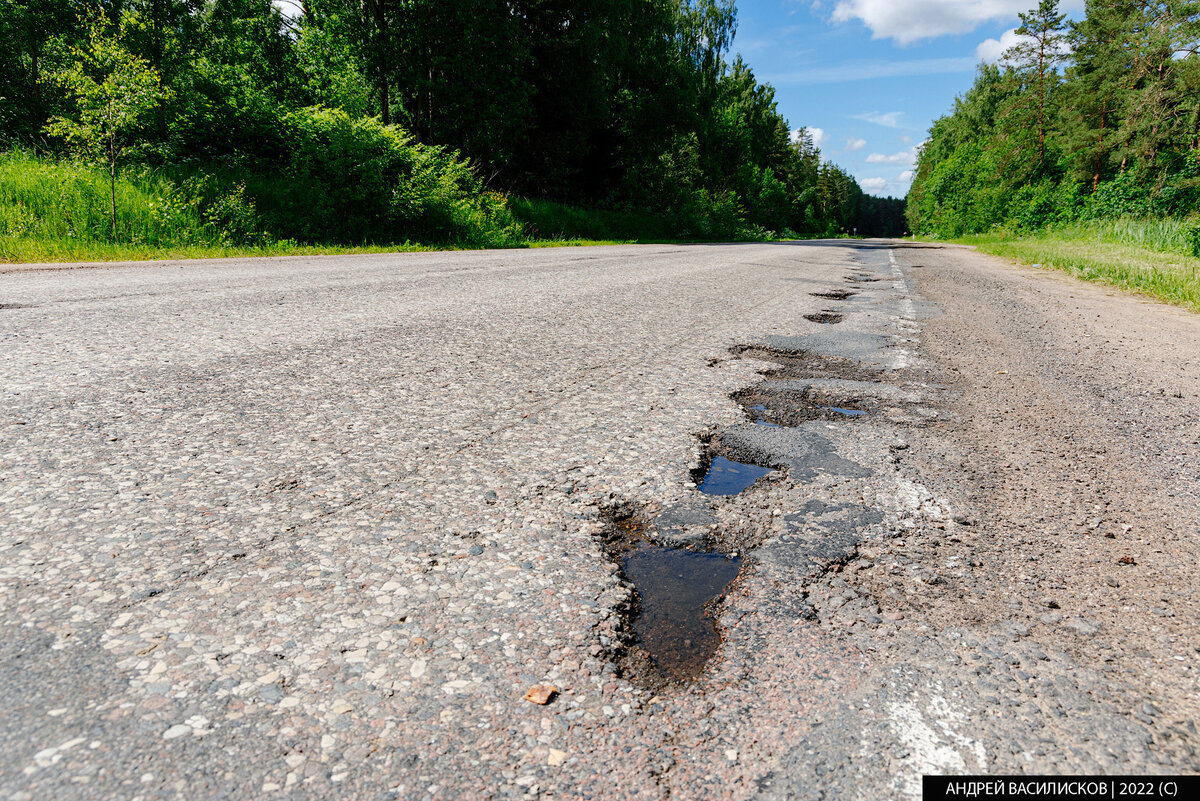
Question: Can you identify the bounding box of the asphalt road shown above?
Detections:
[2,242,1198,799]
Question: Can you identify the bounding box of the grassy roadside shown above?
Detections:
[0,151,747,266]
[0,236,649,266]
[956,224,1200,313]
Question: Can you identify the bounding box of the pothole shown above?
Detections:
[623,545,741,682]
[804,311,844,324]
[731,345,883,383]
[733,384,871,426]
[693,453,774,495]
[597,509,742,687]
[0,303,33,310]
[810,290,856,301]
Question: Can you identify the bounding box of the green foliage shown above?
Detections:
[964,225,1200,312]
[7,0,908,258]
[42,4,171,238]
[0,148,202,245]
[258,106,521,246]
[509,197,680,242]
[910,1,1200,241]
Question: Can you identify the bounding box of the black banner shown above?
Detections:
[923,776,1199,801]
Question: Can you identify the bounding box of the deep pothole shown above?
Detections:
[597,509,742,687]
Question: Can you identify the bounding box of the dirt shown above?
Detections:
[914,245,1200,733]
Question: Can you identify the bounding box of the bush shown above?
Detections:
[258,107,522,247]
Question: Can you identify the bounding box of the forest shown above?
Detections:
[908,0,1200,253]
[0,0,906,259]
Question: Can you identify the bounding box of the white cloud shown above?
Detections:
[791,126,829,148]
[853,111,905,129]
[865,146,917,164]
[846,137,867,152]
[976,28,1023,63]
[825,0,1083,45]
[977,26,1072,64]
[765,56,975,85]
[898,169,916,182]
[859,177,889,193]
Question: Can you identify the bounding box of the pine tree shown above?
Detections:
[1004,0,1070,167]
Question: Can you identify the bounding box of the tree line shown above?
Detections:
[0,0,905,246]
[908,0,1200,238]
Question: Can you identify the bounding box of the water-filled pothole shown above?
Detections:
[804,311,843,324]
[622,545,741,681]
[810,289,856,301]
[695,455,773,495]
[598,510,742,687]
[746,405,782,427]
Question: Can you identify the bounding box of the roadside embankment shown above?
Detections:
[952,221,1200,312]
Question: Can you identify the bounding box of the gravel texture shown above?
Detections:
[2,241,1198,800]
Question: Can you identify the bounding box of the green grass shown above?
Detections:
[0,238,456,265]
[2,151,813,266]
[957,219,1200,312]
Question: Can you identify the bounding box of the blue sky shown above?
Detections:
[733,0,1085,197]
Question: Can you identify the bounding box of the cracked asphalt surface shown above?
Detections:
[2,241,1198,799]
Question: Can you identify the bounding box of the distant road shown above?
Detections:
[3,242,1197,799]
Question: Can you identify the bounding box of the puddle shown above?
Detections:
[696,455,773,495]
[621,545,741,681]
[822,406,867,417]
[746,405,781,427]
[810,290,856,301]
[804,311,843,324]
